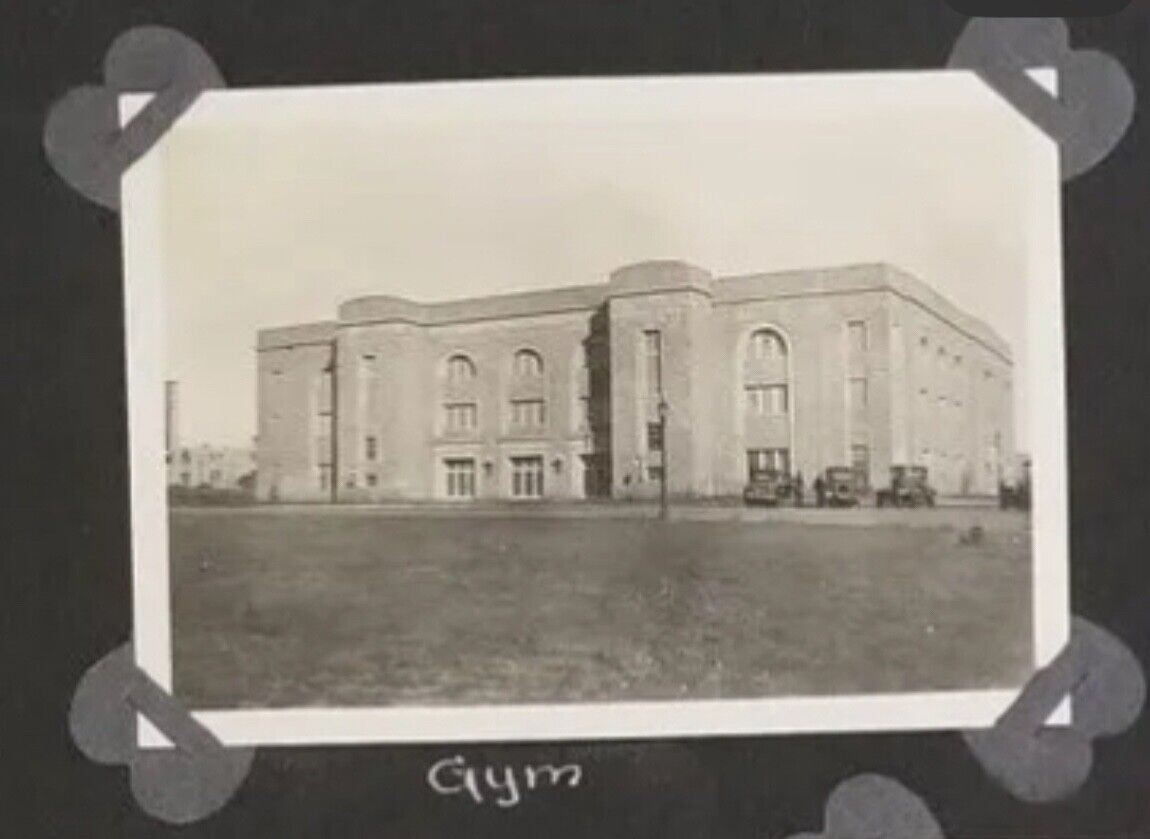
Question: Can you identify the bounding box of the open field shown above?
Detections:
[170,506,1033,708]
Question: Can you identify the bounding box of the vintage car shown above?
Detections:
[999,457,1032,511]
[743,470,793,507]
[823,466,861,507]
[876,465,937,508]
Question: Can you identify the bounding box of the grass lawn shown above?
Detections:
[170,509,1032,708]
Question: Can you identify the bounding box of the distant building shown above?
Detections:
[168,444,255,491]
[255,261,1014,503]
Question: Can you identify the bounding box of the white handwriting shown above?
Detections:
[427,755,583,808]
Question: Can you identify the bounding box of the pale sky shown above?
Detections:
[143,72,1057,449]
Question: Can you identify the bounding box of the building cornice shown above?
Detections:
[257,260,1012,365]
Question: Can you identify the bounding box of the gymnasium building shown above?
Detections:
[254,261,1014,503]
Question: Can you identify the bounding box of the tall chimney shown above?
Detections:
[164,380,179,458]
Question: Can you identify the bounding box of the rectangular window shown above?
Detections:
[746,384,788,416]
[847,320,868,355]
[851,444,870,488]
[445,403,479,434]
[747,448,790,479]
[365,473,378,488]
[646,421,663,452]
[643,330,662,398]
[319,464,332,491]
[577,395,591,431]
[647,466,664,482]
[849,377,868,410]
[510,456,544,498]
[510,399,546,430]
[364,435,378,460]
[444,459,476,498]
[316,370,333,416]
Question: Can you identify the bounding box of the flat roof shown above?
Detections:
[257,261,1011,362]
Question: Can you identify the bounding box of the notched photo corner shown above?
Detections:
[120,70,1069,747]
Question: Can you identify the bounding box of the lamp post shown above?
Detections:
[657,396,669,520]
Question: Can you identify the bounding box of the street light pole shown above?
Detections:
[658,396,669,520]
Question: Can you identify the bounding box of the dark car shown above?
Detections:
[999,458,1032,511]
[823,466,861,507]
[876,465,937,508]
[743,470,793,507]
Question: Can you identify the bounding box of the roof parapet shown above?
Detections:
[257,261,1009,363]
[608,260,713,298]
[339,295,426,326]
[256,321,336,351]
[714,262,1011,364]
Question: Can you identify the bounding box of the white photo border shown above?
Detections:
[122,70,1070,749]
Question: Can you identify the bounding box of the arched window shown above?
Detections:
[446,354,477,383]
[749,329,786,360]
[513,349,543,377]
[742,327,792,480]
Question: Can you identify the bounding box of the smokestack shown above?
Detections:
[164,380,179,457]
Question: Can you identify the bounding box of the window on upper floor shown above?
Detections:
[446,354,477,383]
[578,395,591,431]
[847,320,868,355]
[642,330,663,394]
[444,403,479,434]
[744,328,790,428]
[513,349,543,378]
[746,384,789,416]
[646,421,664,452]
[509,399,546,430]
[750,329,786,360]
[316,370,333,416]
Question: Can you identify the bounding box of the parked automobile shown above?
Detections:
[999,457,1032,511]
[823,466,861,507]
[876,465,937,508]
[743,470,793,507]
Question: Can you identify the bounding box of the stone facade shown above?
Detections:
[255,261,1014,502]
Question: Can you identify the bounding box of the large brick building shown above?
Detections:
[255,261,1014,503]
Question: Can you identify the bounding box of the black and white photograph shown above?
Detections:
[122,70,1068,746]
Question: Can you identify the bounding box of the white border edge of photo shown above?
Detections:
[120,69,1070,750]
